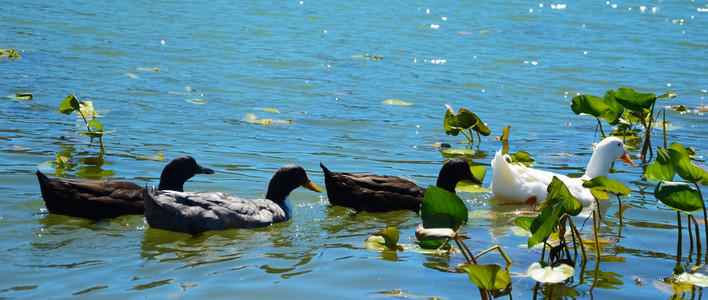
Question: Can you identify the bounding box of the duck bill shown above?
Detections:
[466,174,483,185]
[302,179,322,193]
[198,165,215,175]
[620,151,634,166]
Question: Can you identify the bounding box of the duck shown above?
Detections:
[320,158,482,213]
[143,164,321,234]
[36,156,214,219]
[490,136,634,205]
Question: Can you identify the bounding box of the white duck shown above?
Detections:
[490,137,634,205]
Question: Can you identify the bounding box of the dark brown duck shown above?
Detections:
[36,156,214,219]
[320,158,481,213]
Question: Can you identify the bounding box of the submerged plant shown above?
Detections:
[0,48,21,59]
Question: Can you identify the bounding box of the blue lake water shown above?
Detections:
[1,0,707,298]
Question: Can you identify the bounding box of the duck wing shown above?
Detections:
[36,171,144,219]
[322,167,424,212]
[144,190,289,234]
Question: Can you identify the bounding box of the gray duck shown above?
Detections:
[143,164,321,234]
[320,158,481,213]
[36,156,214,219]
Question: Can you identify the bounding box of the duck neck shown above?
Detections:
[584,152,612,179]
[436,171,458,193]
[158,171,189,192]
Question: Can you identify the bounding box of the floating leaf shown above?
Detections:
[614,87,656,111]
[381,99,412,106]
[460,264,511,291]
[527,261,575,283]
[441,148,475,157]
[499,125,510,141]
[186,98,207,105]
[10,93,33,100]
[655,181,702,214]
[570,94,609,118]
[124,73,139,79]
[255,108,280,113]
[372,227,400,249]
[675,271,708,288]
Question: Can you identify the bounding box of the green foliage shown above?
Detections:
[582,176,631,197]
[420,185,468,230]
[645,147,676,181]
[602,90,624,125]
[373,227,400,249]
[460,264,511,291]
[443,105,491,146]
[571,94,609,118]
[614,87,657,111]
[655,181,702,214]
[528,177,582,248]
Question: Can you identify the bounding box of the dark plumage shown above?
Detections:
[143,164,322,234]
[36,156,214,219]
[320,158,481,213]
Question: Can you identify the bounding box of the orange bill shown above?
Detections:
[303,179,322,192]
[620,151,634,165]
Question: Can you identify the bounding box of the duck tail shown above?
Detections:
[319,162,332,177]
[490,148,515,190]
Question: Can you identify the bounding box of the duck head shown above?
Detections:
[158,156,215,191]
[436,158,482,193]
[265,164,321,202]
[584,137,634,179]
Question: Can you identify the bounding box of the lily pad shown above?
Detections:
[571,94,609,118]
[602,90,624,125]
[645,147,676,182]
[582,176,631,196]
[381,99,412,106]
[186,98,207,105]
[460,264,511,291]
[614,87,656,111]
[655,181,702,214]
[527,261,575,283]
[255,108,280,113]
[420,185,468,230]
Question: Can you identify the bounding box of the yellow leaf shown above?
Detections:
[185,98,207,105]
[382,99,412,106]
[255,108,280,113]
[124,73,138,79]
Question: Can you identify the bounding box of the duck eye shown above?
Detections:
[617,142,621,146]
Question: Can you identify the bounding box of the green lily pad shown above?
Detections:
[59,94,81,114]
[582,176,631,196]
[645,147,676,182]
[460,264,511,291]
[655,181,702,214]
[571,94,609,118]
[614,87,657,111]
[602,90,624,125]
[670,143,708,185]
[420,185,468,230]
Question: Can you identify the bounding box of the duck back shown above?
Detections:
[36,171,144,219]
[321,164,425,212]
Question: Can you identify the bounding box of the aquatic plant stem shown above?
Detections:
[596,118,606,138]
[459,129,473,145]
[616,195,624,227]
[567,217,588,263]
[593,210,601,259]
[688,214,694,259]
[690,214,702,264]
[677,211,683,265]
[474,245,513,269]
[694,182,707,261]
